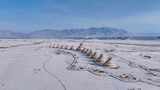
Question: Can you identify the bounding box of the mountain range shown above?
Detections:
[0,27,129,39]
[0,27,159,40]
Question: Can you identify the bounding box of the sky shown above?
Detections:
[0,0,160,33]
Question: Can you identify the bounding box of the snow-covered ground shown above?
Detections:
[0,39,160,90]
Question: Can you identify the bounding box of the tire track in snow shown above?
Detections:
[42,49,67,90]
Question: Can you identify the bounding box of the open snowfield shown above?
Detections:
[0,39,160,90]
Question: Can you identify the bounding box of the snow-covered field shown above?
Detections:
[0,39,160,90]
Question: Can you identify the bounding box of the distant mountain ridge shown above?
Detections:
[29,27,128,38]
[0,30,27,39]
[0,27,129,39]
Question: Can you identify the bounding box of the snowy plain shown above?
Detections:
[0,39,160,90]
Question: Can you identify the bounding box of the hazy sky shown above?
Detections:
[0,0,160,33]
